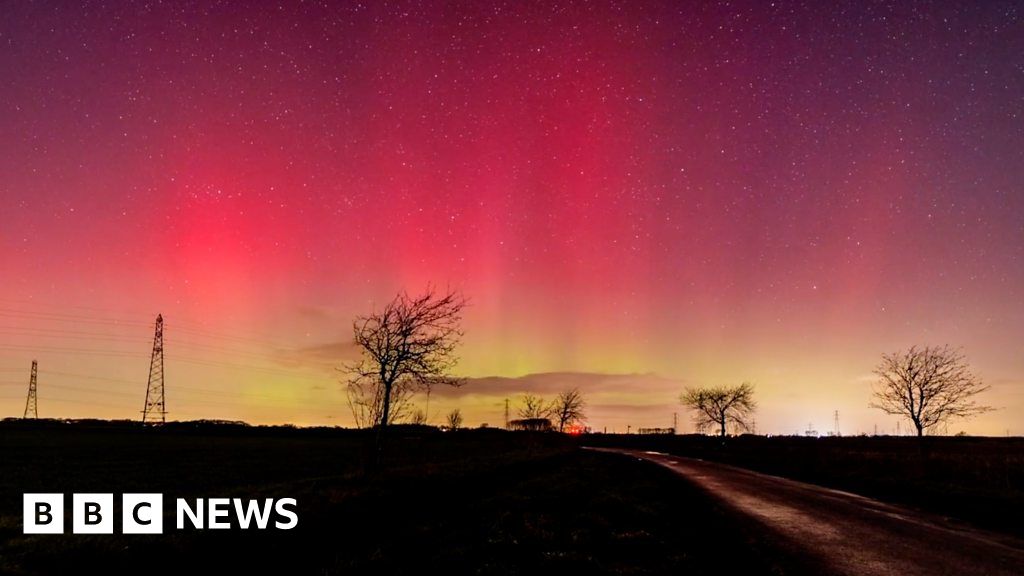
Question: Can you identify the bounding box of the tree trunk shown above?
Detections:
[719,418,727,437]
[379,380,392,428]
[371,379,393,472]
[915,423,923,437]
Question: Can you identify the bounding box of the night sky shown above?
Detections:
[1,1,1022,434]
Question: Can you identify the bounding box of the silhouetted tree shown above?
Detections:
[871,345,991,437]
[508,418,552,431]
[517,393,553,420]
[346,377,414,428]
[409,409,428,426]
[552,388,586,432]
[680,383,756,437]
[346,287,467,430]
[446,408,463,430]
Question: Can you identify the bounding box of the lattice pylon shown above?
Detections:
[23,360,38,419]
[142,314,166,423]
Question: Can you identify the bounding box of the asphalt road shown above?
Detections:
[592,448,1024,576]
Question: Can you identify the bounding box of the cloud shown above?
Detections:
[295,305,337,321]
[430,371,687,400]
[273,340,361,371]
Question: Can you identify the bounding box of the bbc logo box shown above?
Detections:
[23,494,64,534]
[23,493,163,534]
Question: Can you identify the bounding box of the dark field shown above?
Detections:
[0,421,815,576]
[582,434,1024,538]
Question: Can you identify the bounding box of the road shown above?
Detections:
[591,448,1024,576]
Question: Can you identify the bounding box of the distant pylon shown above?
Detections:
[23,360,38,419]
[142,314,166,424]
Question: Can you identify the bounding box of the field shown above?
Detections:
[0,421,816,576]
[581,434,1024,538]
[4,422,1021,575]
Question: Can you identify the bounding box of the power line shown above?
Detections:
[17,396,126,409]
[33,379,343,412]
[0,302,348,373]
[171,356,333,382]
[42,366,333,402]
[168,324,297,350]
[0,307,347,423]
[0,326,306,369]
[1,323,330,372]
[0,308,152,328]
[0,299,304,350]
[0,328,150,346]
[0,383,346,419]
[0,343,331,382]
[0,344,147,359]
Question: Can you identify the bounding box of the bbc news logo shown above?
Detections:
[23,494,298,534]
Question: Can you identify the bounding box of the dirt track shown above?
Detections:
[592,448,1024,576]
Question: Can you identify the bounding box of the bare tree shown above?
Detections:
[552,388,586,432]
[446,408,463,430]
[871,345,991,437]
[517,393,553,420]
[345,287,467,429]
[680,383,756,437]
[346,377,414,428]
[409,409,428,426]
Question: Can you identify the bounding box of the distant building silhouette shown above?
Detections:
[638,427,675,435]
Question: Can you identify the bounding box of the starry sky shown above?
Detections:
[1,1,1022,435]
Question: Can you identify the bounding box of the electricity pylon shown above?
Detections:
[23,360,38,419]
[142,314,166,423]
